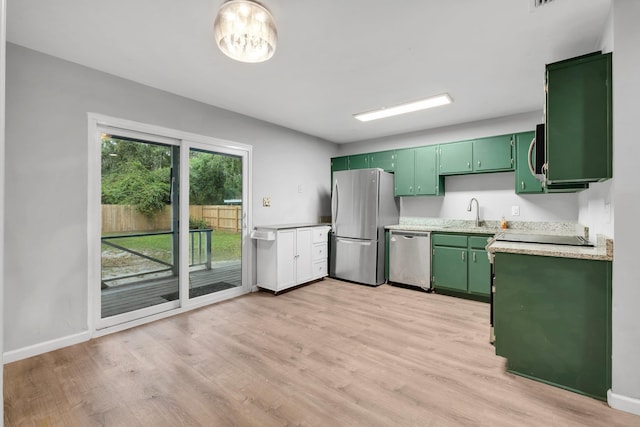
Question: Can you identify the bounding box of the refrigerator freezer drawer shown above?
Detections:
[330,236,382,286]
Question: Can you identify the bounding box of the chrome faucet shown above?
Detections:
[467,197,480,227]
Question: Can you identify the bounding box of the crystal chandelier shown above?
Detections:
[214,0,277,63]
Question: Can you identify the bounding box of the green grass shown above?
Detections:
[102,230,241,262]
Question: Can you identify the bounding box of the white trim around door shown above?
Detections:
[87,113,253,336]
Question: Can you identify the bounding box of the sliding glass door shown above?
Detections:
[99,131,181,321]
[185,147,243,299]
[92,117,251,330]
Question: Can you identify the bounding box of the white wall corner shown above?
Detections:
[608,389,640,416]
[3,331,91,364]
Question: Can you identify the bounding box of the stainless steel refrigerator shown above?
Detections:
[330,168,400,286]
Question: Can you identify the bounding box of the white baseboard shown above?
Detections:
[3,331,91,364]
[608,389,640,416]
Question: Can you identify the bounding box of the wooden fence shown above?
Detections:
[102,204,241,234]
[189,205,242,232]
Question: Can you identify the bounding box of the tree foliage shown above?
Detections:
[189,151,242,205]
[101,135,242,217]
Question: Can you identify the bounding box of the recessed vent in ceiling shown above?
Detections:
[530,0,553,10]
[530,0,555,11]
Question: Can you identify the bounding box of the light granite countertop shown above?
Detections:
[486,236,613,261]
[254,223,330,230]
[386,217,613,261]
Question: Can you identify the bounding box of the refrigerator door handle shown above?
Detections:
[332,178,339,231]
[337,238,372,246]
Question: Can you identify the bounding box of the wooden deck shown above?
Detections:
[101,262,242,318]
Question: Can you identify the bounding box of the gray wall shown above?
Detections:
[4,43,336,352]
[1,0,6,420]
[611,0,640,411]
[338,111,581,226]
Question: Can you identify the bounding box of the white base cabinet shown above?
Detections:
[256,225,330,293]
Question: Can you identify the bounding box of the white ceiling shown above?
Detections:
[7,0,612,144]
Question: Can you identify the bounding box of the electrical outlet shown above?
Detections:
[297,184,303,193]
[511,205,520,216]
[262,197,271,207]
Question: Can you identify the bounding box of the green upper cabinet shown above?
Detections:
[369,150,396,172]
[394,146,444,196]
[331,156,349,173]
[515,131,543,194]
[439,137,513,175]
[439,140,473,174]
[394,148,416,196]
[330,156,349,189]
[348,153,369,170]
[473,134,514,172]
[415,145,444,196]
[545,51,612,184]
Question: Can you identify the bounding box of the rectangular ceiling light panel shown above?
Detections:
[354,93,452,122]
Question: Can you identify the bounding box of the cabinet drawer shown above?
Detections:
[312,243,327,260]
[432,234,467,247]
[312,227,329,243]
[312,260,327,278]
[468,236,491,249]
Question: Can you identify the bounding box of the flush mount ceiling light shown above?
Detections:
[214,0,277,63]
[353,93,453,122]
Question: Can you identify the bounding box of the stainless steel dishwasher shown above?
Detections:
[389,230,431,291]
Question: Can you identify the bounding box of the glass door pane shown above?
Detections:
[187,148,242,298]
[100,133,180,318]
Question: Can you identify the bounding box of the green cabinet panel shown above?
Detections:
[468,236,490,249]
[331,156,349,173]
[414,145,444,195]
[348,153,369,169]
[473,135,513,172]
[394,148,416,196]
[432,233,491,297]
[468,249,490,295]
[369,150,396,172]
[331,156,349,191]
[432,246,467,292]
[546,51,612,184]
[515,131,543,194]
[432,233,467,247]
[439,140,473,175]
[493,252,611,400]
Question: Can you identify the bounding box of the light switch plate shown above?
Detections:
[263,197,271,207]
[511,205,520,216]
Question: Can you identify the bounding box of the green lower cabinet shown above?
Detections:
[468,249,490,295]
[432,246,468,291]
[493,252,611,400]
[432,233,491,299]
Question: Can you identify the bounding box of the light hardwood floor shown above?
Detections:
[4,278,639,426]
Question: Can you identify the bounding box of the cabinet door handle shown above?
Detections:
[473,252,476,262]
[467,162,471,169]
[477,160,481,168]
[417,186,421,191]
[462,251,465,261]
[521,181,525,190]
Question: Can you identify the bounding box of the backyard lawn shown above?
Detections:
[101,230,241,276]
